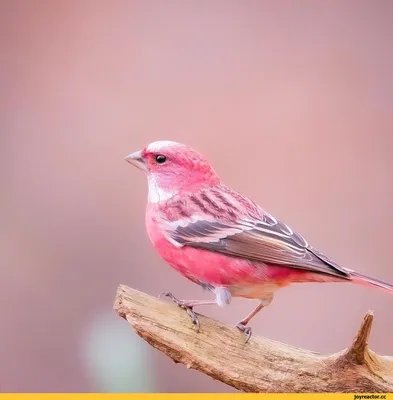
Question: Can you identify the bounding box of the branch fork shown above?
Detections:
[114,284,393,393]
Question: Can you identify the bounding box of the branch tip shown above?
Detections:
[113,284,129,320]
[345,311,374,364]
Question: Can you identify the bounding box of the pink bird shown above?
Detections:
[125,140,393,341]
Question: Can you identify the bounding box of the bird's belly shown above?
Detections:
[229,282,282,299]
[145,205,346,301]
[146,221,290,289]
[145,211,330,297]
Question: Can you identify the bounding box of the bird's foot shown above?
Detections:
[159,292,200,331]
[236,322,252,343]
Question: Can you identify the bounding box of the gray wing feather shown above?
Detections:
[168,214,349,279]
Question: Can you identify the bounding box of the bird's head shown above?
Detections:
[125,140,220,203]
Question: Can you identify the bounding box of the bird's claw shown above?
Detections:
[158,292,200,331]
[236,322,252,343]
[159,291,178,301]
[185,307,200,331]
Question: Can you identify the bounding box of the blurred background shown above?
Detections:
[1,0,393,393]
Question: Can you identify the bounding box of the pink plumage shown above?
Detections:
[125,140,393,341]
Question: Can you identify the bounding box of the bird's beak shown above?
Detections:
[125,150,147,172]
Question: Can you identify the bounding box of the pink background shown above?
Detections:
[1,0,393,392]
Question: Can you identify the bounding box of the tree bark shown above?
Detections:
[114,284,393,393]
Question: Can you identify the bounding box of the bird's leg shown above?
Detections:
[236,295,274,343]
[236,303,265,343]
[159,292,216,331]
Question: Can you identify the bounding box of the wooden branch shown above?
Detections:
[113,284,393,393]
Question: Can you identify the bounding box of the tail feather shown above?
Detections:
[350,270,393,294]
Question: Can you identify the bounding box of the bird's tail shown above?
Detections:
[349,270,393,294]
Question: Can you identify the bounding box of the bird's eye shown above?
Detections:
[155,154,167,164]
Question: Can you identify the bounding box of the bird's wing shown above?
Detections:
[165,212,350,280]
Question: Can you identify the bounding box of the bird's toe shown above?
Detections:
[186,307,200,331]
[236,323,252,343]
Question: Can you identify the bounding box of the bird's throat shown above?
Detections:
[147,175,177,204]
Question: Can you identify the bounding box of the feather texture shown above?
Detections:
[160,184,350,280]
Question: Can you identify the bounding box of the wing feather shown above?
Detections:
[167,214,349,279]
